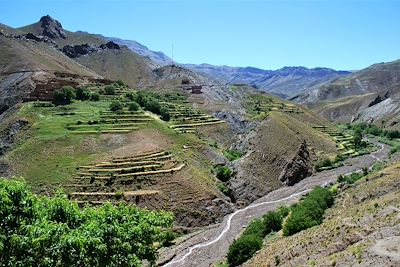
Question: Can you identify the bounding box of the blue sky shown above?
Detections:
[1,0,400,70]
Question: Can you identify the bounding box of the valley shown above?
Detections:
[0,8,399,267]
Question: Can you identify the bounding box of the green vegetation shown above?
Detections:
[227,207,288,266]
[215,165,232,182]
[109,100,123,111]
[348,122,400,140]
[227,234,262,267]
[283,187,334,236]
[0,178,173,266]
[128,101,140,111]
[224,150,243,161]
[103,85,116,95]
[53,86,76,105]
[90,92,100,101]
[75,87,91,101]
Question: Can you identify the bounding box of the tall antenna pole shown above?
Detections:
[171,44,174,62]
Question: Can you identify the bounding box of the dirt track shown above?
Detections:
[159,141,390,267]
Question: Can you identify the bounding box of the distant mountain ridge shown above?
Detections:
[87,35,351,98]
[183,63,350,98]
[293,59,400,128]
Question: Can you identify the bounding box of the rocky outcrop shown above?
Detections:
[62,41,120,58]
[278,140,312,185]
[39,15,67,39]
[368,92,389,107]
[0,119,30,156]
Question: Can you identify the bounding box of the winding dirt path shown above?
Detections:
[160,141,390,267]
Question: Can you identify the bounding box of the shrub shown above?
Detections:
[75,87,91,100]
[160,107,170,121]
[128,101,140,111]
[145,100,161,114]
[109,100,123,111]
[283,187,333,236]
[243,218,265,238]
[224,150,242,161]
[103,85,116,95]
[390,145,400,155]
[227,235,262,266]
[125,92,136,101]
[217,183,230,196]
[315,158,333,171]
[263,210,283,233]
[385,130,400,139]
[90,92,100,101]
[215,166,232,182]
[115,80,125,87]
[53,86,76,105]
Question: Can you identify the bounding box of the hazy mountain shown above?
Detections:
[293,59,400,127]
[105,36,174,66]
[183,63,350,98]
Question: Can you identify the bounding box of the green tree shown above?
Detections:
[104,85,116,95]
[109,100,123,111]
[227,235,262,267]
[128,101,140,111]
[160,107,170,121]
[90,92,100,101]
[0,178,173,266]
[75,87,91,100]
[53,86,76,105]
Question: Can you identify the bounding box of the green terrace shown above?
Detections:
[312,125,359,157]
[245,94,303,119]
[161,102,226,133]
[66,150,185,205]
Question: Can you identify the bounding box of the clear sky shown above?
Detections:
[1,0,400,70]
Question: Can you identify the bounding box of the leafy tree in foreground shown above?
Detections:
[0,178,173,266]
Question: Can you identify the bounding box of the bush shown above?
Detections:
[115,80,125,87]
[128,101,140,111]
[243,218,266,238]
[145,100,161,114]
[385,130,400,139]
[224,150,242,161]
[103,85,116,95]
[0,178,173,266]
[53,86,76,105]
[109,100,123,111]
[125,92,136,101]
[217,183,230,196]
[390,145,400,155]
[215,166,232,182]
[315,158,333,171]
[160,107,170,121]
[227,235,262,266]
[90,92,100,101]
[283,187,333,236]
[75,87,91,100]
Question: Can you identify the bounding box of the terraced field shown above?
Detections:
[67,150,185,205]
[311,125,358,157]
[245,94,303,119]
[65,110,153,134]
[163,102,226,133]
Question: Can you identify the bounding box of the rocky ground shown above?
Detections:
[158,140,390,267]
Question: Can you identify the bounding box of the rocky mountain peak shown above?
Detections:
[39,15,67,39]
